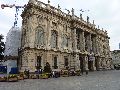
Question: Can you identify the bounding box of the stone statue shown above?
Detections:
[71,8,74,16]
[58,4,61,10]
[98,25,99,29]
[87,16,89,22]
[48,0,50,4]
[65,9,70,14]
[80,13,82,20]
[93,20,94,24]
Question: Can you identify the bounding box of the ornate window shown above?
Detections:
[35,26,44,46]
[51,30,57,48]
[62,34,68,48]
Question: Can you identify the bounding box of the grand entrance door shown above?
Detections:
[88,60,93,71]
[79,56,84,72]
[64,57,68,69]
[88,55,95,71]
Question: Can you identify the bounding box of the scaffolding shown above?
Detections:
[4,27,21,57]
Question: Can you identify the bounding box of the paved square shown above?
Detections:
[0,70,120,90]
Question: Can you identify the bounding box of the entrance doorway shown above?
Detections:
[88,55,94,71]
[79,56,84,71]
[95,57,98,70]
[88,60,93,71]
[64,57,68,69]
[53,56,58,69]
[36,56,41,69]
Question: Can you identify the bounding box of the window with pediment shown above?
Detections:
[35,26,44,46]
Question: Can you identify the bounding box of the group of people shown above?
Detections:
[23,68,88,79]
[23,62,88,79]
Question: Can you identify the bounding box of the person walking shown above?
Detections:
[85,69,88,75]
[81,67,84,75]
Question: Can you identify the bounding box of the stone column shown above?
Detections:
[88,33,92,53]
[84,55,89,71]
[92,59,96,71]
[80,31,85,52]
[98,57,102,70]
[72,28,77,51]
[92,36,97,54]
[57,25,61,50]
[74,54,80,70]
[58,53,63,69]
[46,19,51,50]
[88,34,96,71]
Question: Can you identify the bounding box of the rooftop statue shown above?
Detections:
[71,8,74,16]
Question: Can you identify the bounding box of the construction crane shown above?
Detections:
[1,4,26,27]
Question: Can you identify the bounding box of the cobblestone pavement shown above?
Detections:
[0,70,120,90]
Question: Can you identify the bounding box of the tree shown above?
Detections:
[0,34,5,60]
[43,62,51,73]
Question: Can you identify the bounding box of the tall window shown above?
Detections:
[62,34,68,48]
[35,27,44,46]
[51,30,57,48]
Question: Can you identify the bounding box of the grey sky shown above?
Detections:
[0,0,120,51]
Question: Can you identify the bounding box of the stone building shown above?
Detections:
[19,0,112,72]
[111,50,120,65]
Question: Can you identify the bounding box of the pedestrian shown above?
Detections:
[52,71,55,78]
[81,66,84,75]
[85,69,88,75]
[39,68,43,74]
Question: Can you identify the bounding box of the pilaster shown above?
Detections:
[80,31,85,52]
[72,28,77,51]
[84,55,89,71]
[46,19,51,50]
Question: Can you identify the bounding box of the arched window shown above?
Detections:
[62,34,68,48]
[35,27,44,46]
[51,30,57,48]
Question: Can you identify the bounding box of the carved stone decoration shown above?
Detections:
[37,15,44,26]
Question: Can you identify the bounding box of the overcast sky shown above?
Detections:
[0,0,120,51]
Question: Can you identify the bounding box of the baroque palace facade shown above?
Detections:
[19,0,112,72]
